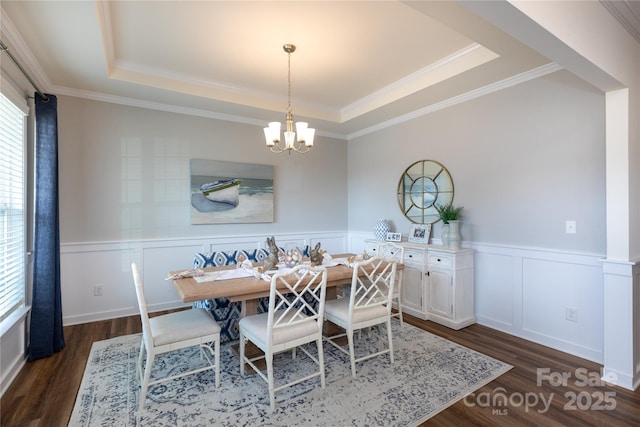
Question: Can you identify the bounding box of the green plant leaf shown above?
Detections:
[435,203,463,224]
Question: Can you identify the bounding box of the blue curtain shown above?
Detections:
[28,94,64,361]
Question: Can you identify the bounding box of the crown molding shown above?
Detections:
[340,43,499,122]
[347,62,563,140]
[49,84,346,140]
[600,0,640,43]
[3,2,562,144]
[0,8,51,94]
[47,61,561,143]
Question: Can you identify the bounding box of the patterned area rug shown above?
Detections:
[69,322,511,426]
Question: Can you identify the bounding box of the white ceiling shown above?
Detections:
[1,1,637,140]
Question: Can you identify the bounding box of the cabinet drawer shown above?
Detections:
[366,245,379,256]
[404,249,424,266]
[428,253,453,268]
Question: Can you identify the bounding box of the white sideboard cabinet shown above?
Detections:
[365,240,475,330]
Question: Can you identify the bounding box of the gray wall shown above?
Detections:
[57,97,349,243]
[348,70,606,254]
[53,69,606,364]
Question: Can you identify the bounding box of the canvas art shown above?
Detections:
[190,159,274,224]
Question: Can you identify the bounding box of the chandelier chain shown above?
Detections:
[287,49,292,115]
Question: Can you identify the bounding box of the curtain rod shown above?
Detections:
[0,40,49,102]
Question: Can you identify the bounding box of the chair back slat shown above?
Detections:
[377,242,404,263]
[349,256,397,318]
[376,242,405,323]
[267,265,328,343]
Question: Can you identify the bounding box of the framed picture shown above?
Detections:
[408,224,431,244]
[190,159,274,224]
[386,232,402,242]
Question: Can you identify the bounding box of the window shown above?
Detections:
[0,90,27,323]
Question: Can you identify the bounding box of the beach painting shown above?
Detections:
[190,159,274,224]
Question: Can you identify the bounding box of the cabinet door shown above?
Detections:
[427,270,452,319]
[401,266,423,313]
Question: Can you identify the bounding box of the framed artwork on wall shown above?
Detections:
[408,224,431,244]
[190,159,274,224]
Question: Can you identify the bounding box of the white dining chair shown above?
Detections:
[324,256,397,378]
[239,264,328,410]
[131,263,221,415]
[377,242,404,325]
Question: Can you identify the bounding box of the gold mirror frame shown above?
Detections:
[397,160,454,224]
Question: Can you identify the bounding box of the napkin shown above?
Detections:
[166,268,204,280]
[193,269,255,283]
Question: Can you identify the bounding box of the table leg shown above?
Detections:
[243,299,258,317]
[323,286,344,338]
[234,298,263,373]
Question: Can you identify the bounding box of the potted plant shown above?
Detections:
[435,203,463,248]
[435,203,463,224]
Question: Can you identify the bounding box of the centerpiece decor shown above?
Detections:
[309,242,324,266]
[435,203,463,249]
[283,249,303,268]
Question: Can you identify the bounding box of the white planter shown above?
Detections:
[448,220,462,249]
[441,223,450,247]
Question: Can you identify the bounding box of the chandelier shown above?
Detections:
[264,44,315,154]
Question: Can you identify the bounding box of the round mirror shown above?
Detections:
[397,160,454,224]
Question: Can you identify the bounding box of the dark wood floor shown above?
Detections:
[2,312,639,426]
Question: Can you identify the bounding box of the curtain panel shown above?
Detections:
[28,94,64,361]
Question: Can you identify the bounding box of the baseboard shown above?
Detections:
[1,354,26,398]
[478,317,603,364]
[62,301,190,326]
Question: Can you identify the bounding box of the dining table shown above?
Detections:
[169,254,402,369]
[169,254,395,317]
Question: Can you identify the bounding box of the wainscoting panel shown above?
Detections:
[522,257,603,355]
[348,231,378,255]
[348,234,605,364]
[473,243,604,363]
[60,232,347,326]
[60,244,138,325]
[62,233,605,363]
[142,244,204,308]
[474,251,515,329]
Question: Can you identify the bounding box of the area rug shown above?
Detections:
[69,322,511,426]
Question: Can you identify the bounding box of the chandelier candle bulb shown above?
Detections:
[264,122,281,146]
[304,128,315,146]
[296,122,308,139]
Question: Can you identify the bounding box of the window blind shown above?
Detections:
[0,92,27,323]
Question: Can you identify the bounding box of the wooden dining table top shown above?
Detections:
[170,254,402,303]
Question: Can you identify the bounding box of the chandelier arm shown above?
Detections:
[269,140,310,154]
[269,145,284,154]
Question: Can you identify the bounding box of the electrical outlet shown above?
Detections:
[565,307,578,322]
[94,284,104,296]
[565,220,577,234]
